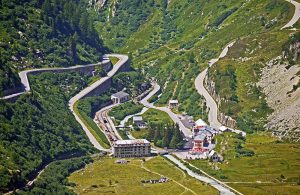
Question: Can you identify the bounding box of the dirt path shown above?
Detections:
[140,161,197,195]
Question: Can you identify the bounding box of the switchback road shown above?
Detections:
[1,60,110,100]
[140,83,193,137]
[69,54,128,152]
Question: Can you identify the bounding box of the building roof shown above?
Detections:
[219,126,228,131]
[204,127,218,134]
[208,150,216,157]
[194,134,206,141]
[169,100,178,104]
[202,130,213,136]
[111,91,129,99]
[133,116,143,122]
[195,119,208,127]
[114,139,150,145]
[102,54,109,60]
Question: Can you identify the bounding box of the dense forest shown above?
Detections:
[0,0,106,94]
[20,156,93,194]
[0,72,95,192]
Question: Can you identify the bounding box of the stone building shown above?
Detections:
[112,139,151,158]
[111,91,129,104]
[168,100,179,109]
[133,116,147,128]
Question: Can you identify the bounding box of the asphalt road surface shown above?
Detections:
[281,0,300,29]
[69,54,128,152]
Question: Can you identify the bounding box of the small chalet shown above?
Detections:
[219,126,230,133]
[133,116,147,128]
[111,91,129,104]
[168,100,179,109]
[208,150,223,162]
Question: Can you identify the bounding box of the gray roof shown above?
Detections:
[133,116,143,121]
[111,91,129,99]
[194,134,206,141]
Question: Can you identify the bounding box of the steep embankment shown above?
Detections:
[0,71,96,193]
[205,1,300,138]
[69,54,128,151]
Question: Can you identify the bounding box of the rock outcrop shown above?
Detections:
[204,73,237,129]
[258,56,300,142]
[88,0,107,10]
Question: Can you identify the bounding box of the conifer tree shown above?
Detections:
[169,124,183,149]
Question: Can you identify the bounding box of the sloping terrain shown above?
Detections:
[0,0,106,95]
[0,0,299,193]
[258,33,300,141]
[96,0,299,139]
[0,0,108,192]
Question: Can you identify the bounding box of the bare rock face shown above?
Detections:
[218,113,237,128]
[88,0,107,10]
[258,56,300,142]
[205,73,237,129]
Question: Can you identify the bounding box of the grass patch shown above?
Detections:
[117,129,130,140]
[73,101,110,149]
[68,156,217,194]
[109,101,144,125]
[189,133,300,194]
[131,128,149,139]
[142,108,173,124]
[109,56,120,65]
[87,76,101,85]
[129,108,173,139]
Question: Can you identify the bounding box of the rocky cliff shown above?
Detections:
[204,73,237,129]
[258,37,300,142]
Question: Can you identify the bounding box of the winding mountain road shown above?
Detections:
[194,0,300,131]
[195,42,235,130]
[1,54,128,152]
[69,54,128,152]
[281,0,300,29]
[1,60,110,100]
[140,83,193,137]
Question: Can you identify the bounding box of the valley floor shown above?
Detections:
[188,133,300,194]
[68,156,218,195]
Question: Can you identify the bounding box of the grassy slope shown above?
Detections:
[97,0,295,131]
[92,1,300,194]
[189,133,300,194]
[108,101,144,125]
[73,101,110,149]
[0,0,104,92]
[68,156,217,194]
[109,56,120,65]
[131,108,174,139]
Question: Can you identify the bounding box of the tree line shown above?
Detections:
[147,122,185,149]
